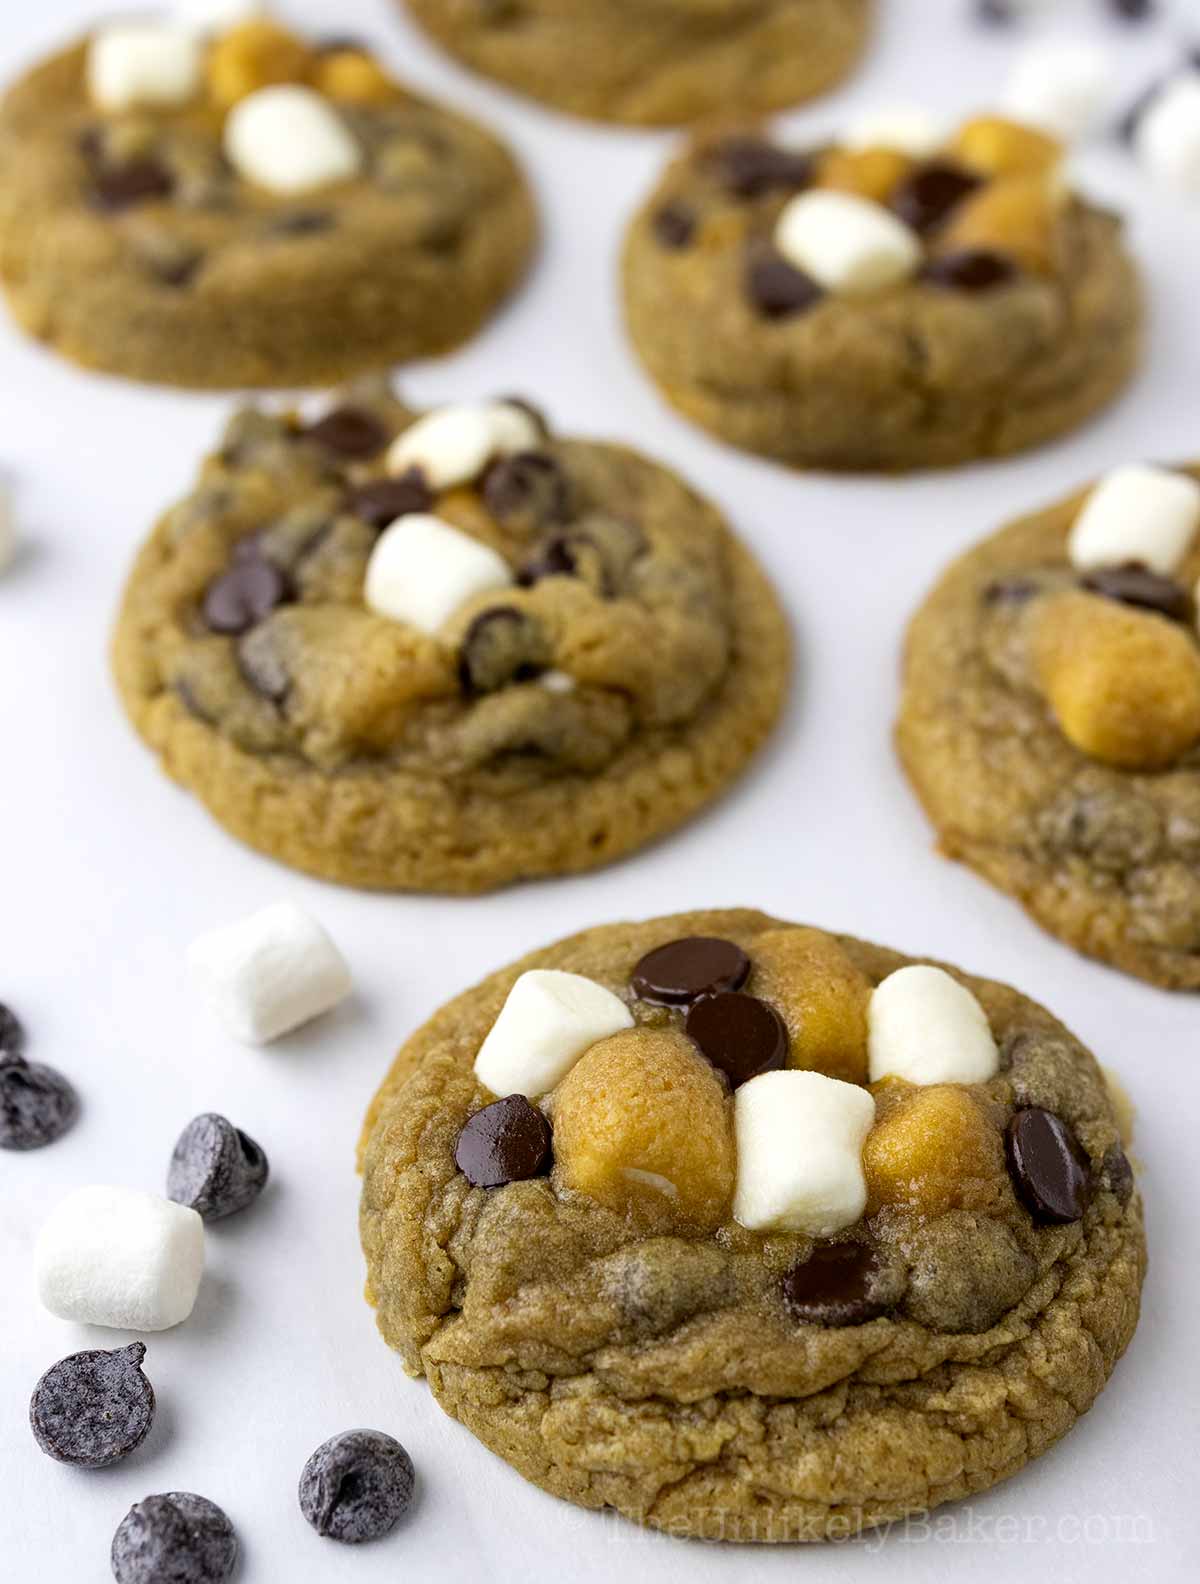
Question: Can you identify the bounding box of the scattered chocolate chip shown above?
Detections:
[983,574,1039,607]
[922,249,1019,291]
[454,1095,552,1188]
[707,137,814,199]
[1111,0,1155,19]
[0,1052,78,1150]
[112,1493,237,1584]
[1081,563,1194,624]
[202,559,293,636]
[685,992,788,1087]
[0,1001,24,1053]
[266,210,335,237]
[167,1114,269,1222]
[744,245,823,319]
[891,161,982,235]
[299,1431,415,1544]
[343,472,433,532]
[630,938,751,1008]
[89,157,174,213]
[459,607,548,694]
[1100,1142,1135,1204]
[30,1343,154,1469]
[236,629,291,703]
[1006,1107,1093,1225]
[305,406,390,461]
[781,1245,889,1326]
[652,201,697,249]
[482,451,570,532]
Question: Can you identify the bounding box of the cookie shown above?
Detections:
[899,462,1200,989]
[623,114,1141,470]
[112,387,789,892]
[399,0,872,128]
[359,909,1144,1542]
[0,17,534,387]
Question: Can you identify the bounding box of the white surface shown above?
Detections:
[1,0,1197,1579]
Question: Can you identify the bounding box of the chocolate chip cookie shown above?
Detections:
[399,0,872,127]
[623,114,1142,470]
[359,909,1143,1541]
[112,386,789,892]
[900,462,1200,989]
[0,18,534,387]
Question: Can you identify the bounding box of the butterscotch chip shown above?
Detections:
[313,51,400,106]
[816,146,913,203]
[207,22,313,108]
[863,1084,1007,1215]
[949,116,1063,178]
[750,927,870,1084]
[940,173,1062,273]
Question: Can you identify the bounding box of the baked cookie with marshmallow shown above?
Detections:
[899,462,1200,988]
[0,9,534,387]
[359,908,1144,1542]
[623,110,1141,469]
[111,385,788,891]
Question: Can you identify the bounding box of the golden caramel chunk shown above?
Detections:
[863,1085,1006,1215]
[551,1028,735,1232]
[750,928,870,1086]
[941,174,1061,273]
[1032,590,1200,770]
[313,50,400,106]
[949,117,1063,179]
[207,21,313,108]
[817,147,915,204]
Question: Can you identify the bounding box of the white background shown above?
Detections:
[2,1,1197,1579]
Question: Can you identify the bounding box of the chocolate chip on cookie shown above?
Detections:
[202,558,293,635]
[708,138,814,199]
[685,992,787,1087]
[30,1342,155,1469]
[631,938,751,1007]
[982,574,1040,606]
[343,472,433,532]
[88,155,175,213]
[1080,562,1194,624]
[459,607,548,694]
[111,1493,237,1584]
[891,162,983,234]
[167,1114,270,1222]
[1006,1107,1092,1224]
[652,201,697,249]
[236,627,291,703]
[482,451,570,531]
[922,249,1019,291]
[299,1430,415,1544]
[744,246,824,319]
[781,1244,889,1326]
[1100,1142,1135,1203]
[454,1095,553,1188]
[305,406,390,461]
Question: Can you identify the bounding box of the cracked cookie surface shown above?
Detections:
[359,909,1143,1541]
[399,0,872,127]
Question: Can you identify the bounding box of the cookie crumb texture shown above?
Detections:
[111,392,788,892]
[899,466,1200,988]
[0,30,534,387]
[623,121,1141,470]
[400,0,872,127]
[359,910,1144,1542]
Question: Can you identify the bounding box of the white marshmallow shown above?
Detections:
[175,0,266,30]
[87,22,202,112]
[0,481,15,574]
[775,190,921,294]
[364,513,511,634]
[868,966,999,1087]
[386,402,542,491]
[1003,41,1111,141]
[733,1071,875,1236]
[187,901,352,1045]
[1068,464,1200,575]
[35,1187,204,1331]
[474,970,634,1098]
[224,86,362,196]
[842,106,950,159]
[1135,77,1200,197]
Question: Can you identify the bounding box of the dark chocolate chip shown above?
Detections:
[305,406,390,461]
[1081,562,1194,624]
[891,161,982,235]
[976,0,1017,22]
[266,210,335,237]
[1111,0,1155,19]
[89,157,174,213]
[652,201,697,249]
[111,1493,238,1584]
[1100,1142,1135,1204]
[236,629,291,703]
[685,992,787,1088]
[744,245,823,319]
[299,1430,415,1544]
[922,249,1019,292]
[454,1095,552,1188]
[983,575,1039,607]
[167,1113,269,1222]
[30,1343,154,1469]
[707,137,814,199]
[1006,1107,1093,1225]
[202,559,293,636]
[0,1052,78,1150]
[153,251,203,288]
[482,451,570,533]
[517,532,583,587]
[630,938,751,1008]
[781,1245,889,1326]
[458,607,548,694]
[343,472,433,532]
[0,1000,24,1054]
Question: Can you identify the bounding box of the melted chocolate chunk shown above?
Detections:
[305,406,390,461]
[202,559,293,636]
[1081,563,1194,624]
[454,1095,552,1188]
[343,472,433,532]
[891,161,982,235]
[630,938,751,1008]
[922,249,1019,291]
[781,1245,889,1326]
[652,201,698,249]
[745,246,824,319]
[483,451,570,531]
[1006,1108,1093,1225]
[1100,1143,1135,1204]
[0,1001,24,1054]
[458,607,547,694]
[236,629,291,703]
[707,137,815,199]
[685,992,787,1088]
[89,156,174,213]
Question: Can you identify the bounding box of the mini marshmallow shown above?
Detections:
[775,190,921,294]
[87,22,203,112]
[365,513,511,634]
[224,85,362,196]
[1002,41,1111,141]
[474,970,634,1098]
[842,106,950,159]
[1135,77,1200,197]
[733,1070,875,1236]
[187,901,352,1045]
[868,966,999,1087]
[35,1186,204,1331]
[386,402,542,491]
[175,0,266,30]
[1068,464,1200,575]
